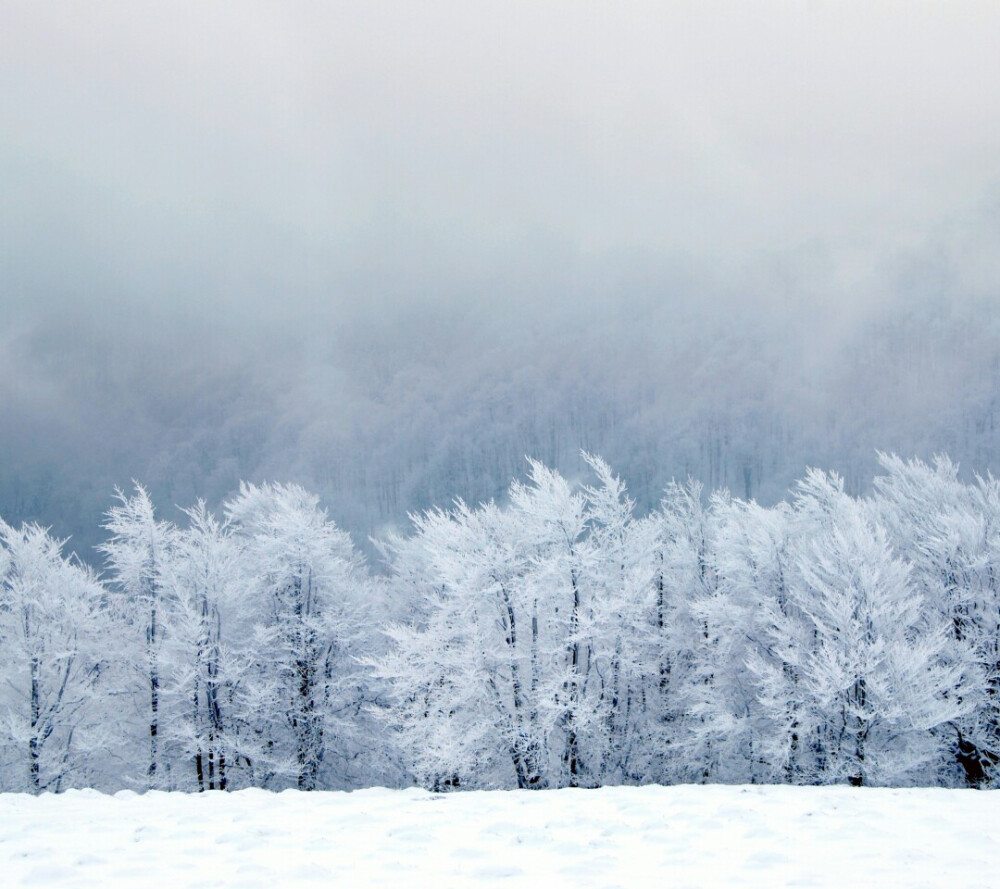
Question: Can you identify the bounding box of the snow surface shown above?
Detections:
[0,784,997,888]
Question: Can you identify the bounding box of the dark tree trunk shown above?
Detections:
[148,595,159,783]
[564,567,581,787]
[29,652,41,793]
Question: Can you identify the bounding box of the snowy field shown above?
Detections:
[2,786,999,888]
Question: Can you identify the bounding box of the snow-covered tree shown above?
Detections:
[644,478,721,783]
[578,454,660,785]
[679,494,797,784]
[756,470,972,786]
[873,453,1000,785]
[0,520,117,792]
[157,501,247,791]
[100,483,174,787]
[376,457,664,790]
[374,497,546,789]
[225,482,372,790]
[509,460,591,787]
[375,460,597,789]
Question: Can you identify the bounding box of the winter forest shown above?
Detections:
[6,3,1000,836]
[3,450,1000,794]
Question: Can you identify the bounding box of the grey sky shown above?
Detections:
[3,2,1000,559]
[4,1,1000,330]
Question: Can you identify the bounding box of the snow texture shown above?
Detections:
[0,785,997,888]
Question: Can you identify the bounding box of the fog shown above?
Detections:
[3,2,1000,559]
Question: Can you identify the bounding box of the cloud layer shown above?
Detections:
[3,2,1000,556]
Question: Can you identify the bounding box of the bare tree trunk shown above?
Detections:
[29,652,41,793]
[564,567,581,787]
[148,593,160,783]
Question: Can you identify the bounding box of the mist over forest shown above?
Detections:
[3,3,1000,563]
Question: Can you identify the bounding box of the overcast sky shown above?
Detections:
[3,1,1000,335]
[4,1,1000,555]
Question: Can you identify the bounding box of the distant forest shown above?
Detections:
[3,292,1000,564]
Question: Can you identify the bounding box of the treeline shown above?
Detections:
[1,453,999,793]
[7,292,1000,568]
